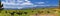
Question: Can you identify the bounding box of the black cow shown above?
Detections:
[10,12,15,16]
[32,11,33,12]
[47,11,50,13]
[24,12,27,14]
[16,12,22,15]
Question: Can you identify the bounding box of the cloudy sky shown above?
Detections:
[1,0,58,9]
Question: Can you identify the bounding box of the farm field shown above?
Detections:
[0,8,60,16]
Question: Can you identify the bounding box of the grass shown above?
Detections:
[0,8,60,16]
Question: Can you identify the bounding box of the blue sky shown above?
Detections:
[1,0,58,9]
[30,0,58,5]
[2,0,58,5]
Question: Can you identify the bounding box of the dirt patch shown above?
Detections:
[30,14,58,16]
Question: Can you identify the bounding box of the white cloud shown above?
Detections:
[25,0,28,1]
[2,0,33,5]
[21,1,33,5]
[35,2,45,4]
[2,1,16,5]
[1,1,5,4]
[1,0,34,9]
[1,0,46,9]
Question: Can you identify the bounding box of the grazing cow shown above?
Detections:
[24,12,27,14]
[32,11,33,12]
[5,11,7,13]
[10,12,15,16]
[47,11,50,13]
[16,12,22,15]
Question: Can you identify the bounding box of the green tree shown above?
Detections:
[59,1,60,9]
[0,2,4,13]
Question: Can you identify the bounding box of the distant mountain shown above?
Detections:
[4,5,58,10]
[35,6,58,8]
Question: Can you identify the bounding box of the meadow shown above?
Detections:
[0,8,60,16]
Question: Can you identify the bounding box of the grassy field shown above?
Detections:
[0,8,60,16]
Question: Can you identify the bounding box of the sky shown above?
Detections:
[1,0,59,9]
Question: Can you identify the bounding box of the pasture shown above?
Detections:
[0,8,60,16]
